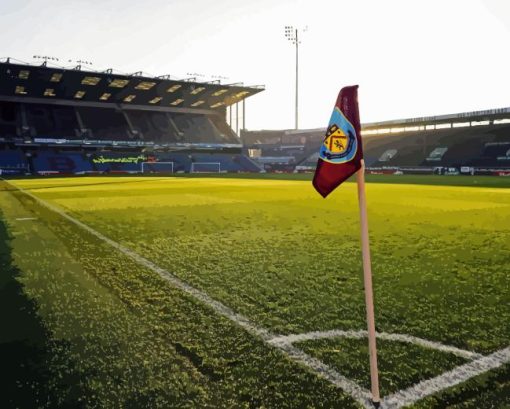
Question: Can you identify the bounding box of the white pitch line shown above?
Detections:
[3,179,373,409]
[377,332,483,361]
[382,346,510,409]
[15,217,37,221]
[269,329,483,360]
[7,181,271,342]
[278,342,373,406]
[269,329,367,346]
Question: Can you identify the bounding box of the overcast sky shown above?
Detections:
[1,0,509,130]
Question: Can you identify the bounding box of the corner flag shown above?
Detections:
[312,85,381,407]
[312,85,363,197]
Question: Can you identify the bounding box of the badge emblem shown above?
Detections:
[324,124,348,154]
[319,108,358,164]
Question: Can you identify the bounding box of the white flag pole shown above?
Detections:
[356,159,381,406]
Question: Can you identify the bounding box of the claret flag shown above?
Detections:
[312,85,363,197]
[312,85,382,405]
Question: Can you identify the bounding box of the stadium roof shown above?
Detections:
[362,107,510,130]
[0,59,264,111]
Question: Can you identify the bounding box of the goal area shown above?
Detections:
[140,162,174,174]
[190,162,221,173]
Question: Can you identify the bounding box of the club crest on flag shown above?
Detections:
[324,125,348,154]
[319,107,357,164]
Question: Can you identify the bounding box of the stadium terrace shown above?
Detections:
[0,58,264,175]
[242,108,510,176]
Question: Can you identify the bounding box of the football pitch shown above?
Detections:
[0,174,509,408]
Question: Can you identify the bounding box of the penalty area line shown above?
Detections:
[268,329,483,360]
[382,346,510,409]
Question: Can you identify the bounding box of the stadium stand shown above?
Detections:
[246,109,510,175]
[126,110,181,143]
[31,149,93,174]
[209,114,240,142]
[0,59,265,174]
[0,101,20,140]
[26,103,80,139]
[361,109,510,173]
[241,128,323,172]
[480,142,510,161]
[0,147,29,174]
[2,59,509,176]
[364,125,510,169]
[172,113,222,144]
[77,106,132,141]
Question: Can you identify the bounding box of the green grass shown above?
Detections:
[1,175,509,408]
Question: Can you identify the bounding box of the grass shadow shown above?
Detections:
[0,215,83,408]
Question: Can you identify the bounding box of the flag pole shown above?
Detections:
[356,159,381,407]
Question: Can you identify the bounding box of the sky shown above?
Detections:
[1,0,509,130]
